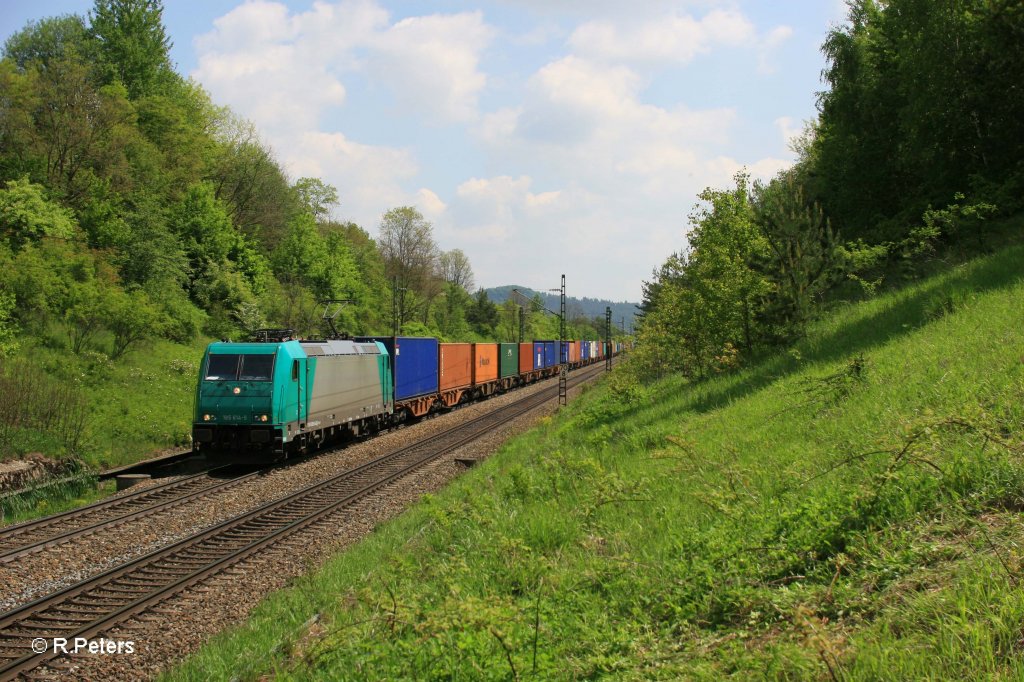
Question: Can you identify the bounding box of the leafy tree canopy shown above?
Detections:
[89,0,173,99]
[0,177,76,249]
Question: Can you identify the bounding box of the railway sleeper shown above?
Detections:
[160,554,217,562]
[42,607,108,616]
[107,577,158,589]
[92,587,149,596]
[112,579,167,588]
[1,627,55,637]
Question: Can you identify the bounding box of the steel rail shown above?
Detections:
[98,450,196,480]
[0,363,604,680]
[0,469,260,563]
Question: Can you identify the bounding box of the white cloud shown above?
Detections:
[756,24,794,73]
[285,131,419,225]
[193,0,496,231]
[430,175,694,299]
[764,24,794,48]
[568,9,755,65]
[195,2,492,129]
[567,9,794,77]
[416,188,447,219]
[706,155,792,185]
[831,0,851,24]
[366,12,494,123]
[511,22,563,47]
[190,0,807,301]
[195,1,296,52]
[465,11,795,298]
[478,55,737,194]
[774,116,803,150]
[495,0,721,19]
[194,2,352,132]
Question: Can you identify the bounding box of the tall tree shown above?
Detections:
[3,14,95,70]
[686,173,771,354]
[812,0,1024,239]
[467,289,498,336]
[209,112,294,248]
[30,56,137,202]
[170,181,235,299]
[814,0,907,239]
[378,206,438,328]
[439,248,474,292]
[753,175,838,338]
[0,177,76,250]
[89,0,173,99]
[293,177,339,223]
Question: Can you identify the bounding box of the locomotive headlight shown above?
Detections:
[258,414,268,422]
[203,414,211,421]
[233,387,241,395]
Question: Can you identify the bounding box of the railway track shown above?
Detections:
[98,450,197,481]
[0,363,604,680]
[0,469,260,564]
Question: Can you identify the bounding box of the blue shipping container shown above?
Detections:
[582,341,590,361]
[356,336,438,401]
[532,337,557,366]
[544,341,557,368]
[532,341,545,370]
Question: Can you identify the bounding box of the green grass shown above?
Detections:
[163,244,1024,680]
[0,476,115,527]
[156,244,1020,678]
[0,335,206,525]
[0,336,204,470]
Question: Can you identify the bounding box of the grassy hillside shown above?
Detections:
[0,337,202,470]
[168,244,1023,680]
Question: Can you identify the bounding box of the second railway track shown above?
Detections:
[0,469,260,564]
[0,364,605,680]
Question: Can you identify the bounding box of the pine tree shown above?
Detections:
[753,177,838,338]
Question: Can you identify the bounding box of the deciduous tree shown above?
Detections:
[0,177,75,249]
[439,248,474,291]
[378,206,438,328]
[89,0,172,99]
[293,177,339,223]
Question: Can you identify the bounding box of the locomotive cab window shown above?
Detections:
[239,354,275,381]
[205,354,240,381]
[292,359,299,380]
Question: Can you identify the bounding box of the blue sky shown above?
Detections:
[1,1,850,302]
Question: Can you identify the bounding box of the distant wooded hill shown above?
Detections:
[484,286,638,332]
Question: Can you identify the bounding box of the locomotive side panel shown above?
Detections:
[302,347,389,430]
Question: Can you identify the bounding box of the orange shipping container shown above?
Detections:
[439,343,473,391]
[570,341,580,363]
[472,343,499,385]
[518,343,533,376]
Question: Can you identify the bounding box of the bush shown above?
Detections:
[0,358,89,458]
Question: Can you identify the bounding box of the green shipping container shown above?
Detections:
[499,343,519,378]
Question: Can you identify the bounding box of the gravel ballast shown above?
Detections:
[15,370,604,680]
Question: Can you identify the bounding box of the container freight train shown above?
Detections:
[192,336,623,461]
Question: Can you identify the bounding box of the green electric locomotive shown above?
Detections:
[192,337,393,460]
